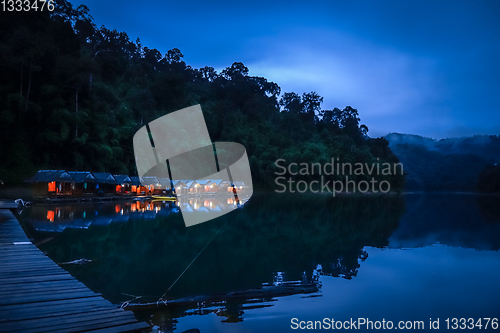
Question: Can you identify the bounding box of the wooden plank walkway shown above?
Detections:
[0,206,151,333]
[0,200,19,209]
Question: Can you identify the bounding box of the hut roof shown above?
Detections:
[210,179,223,186]
[91,172,117,184]
[25,170,162,187]
[234,181,246,187]
[25,170,73,183]
[173,180,193,188]
[67,171,96,183]
[173,180,190,188]
[113,175,132,184]
[141,176,159,186]
[157,178,171,188]
[130,177,141,186]
[195,180,211,185]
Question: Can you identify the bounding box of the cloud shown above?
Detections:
[246,28,449,137]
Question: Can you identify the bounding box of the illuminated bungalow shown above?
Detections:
[233,181,249,194]
[170,179,238,195]
[26,170,75,198]
[26,170,170,199]
[27,169,249,199]
[140,176,159,195]
[155,177,173,196]
[193,180,210,194]
[220,180,232,192]
[173,180,191,196]
[188,180,208,194]
[90,172,118,196]
[67,171,97,197]
[184,179,242,195]
[130,176,147,195]
[226,181,248,194]
[234,182,248,192]
[113,175,133,195]
[206,179,223,193]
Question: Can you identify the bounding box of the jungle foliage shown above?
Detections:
[0,0,403,190]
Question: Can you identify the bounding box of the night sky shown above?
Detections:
[74,0,500,139]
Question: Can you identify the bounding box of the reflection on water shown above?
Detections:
[389,193,500,250]
[25,196,249,233]
[19,193,500,332]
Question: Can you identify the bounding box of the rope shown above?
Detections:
[120,294,143,309]
[159,220,228,301]
[120,293,162,309]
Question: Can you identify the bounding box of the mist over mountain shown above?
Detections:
[385,133,500,192]
[385,133,500,162]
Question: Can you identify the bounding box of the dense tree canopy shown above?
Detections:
[0,0,403,191]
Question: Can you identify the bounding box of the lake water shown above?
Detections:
[19,193,500,332]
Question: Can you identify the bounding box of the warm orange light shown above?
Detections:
[115,204,121,213]
[47,210,55,222]
[48,181,56,192]
[116,185,122,192]
[131,185,137,192]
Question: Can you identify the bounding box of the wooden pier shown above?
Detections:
[0,202,151,332]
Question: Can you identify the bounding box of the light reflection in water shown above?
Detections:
[24,195,249,233]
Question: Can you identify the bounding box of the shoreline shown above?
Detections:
[1,186,500,204]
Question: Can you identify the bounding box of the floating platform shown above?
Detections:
[150,196,177,201]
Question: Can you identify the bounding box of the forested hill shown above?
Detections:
[385,133,500,162]
[385,133,500,192]
[0,0,402,190]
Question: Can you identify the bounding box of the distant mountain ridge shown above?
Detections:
[384,133,500,191]
[385,133,500,162]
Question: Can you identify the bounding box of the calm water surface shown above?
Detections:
[19,193,500,332]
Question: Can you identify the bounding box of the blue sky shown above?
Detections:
[74,0,500,139]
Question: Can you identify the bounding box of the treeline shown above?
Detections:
[0,0,403,190]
